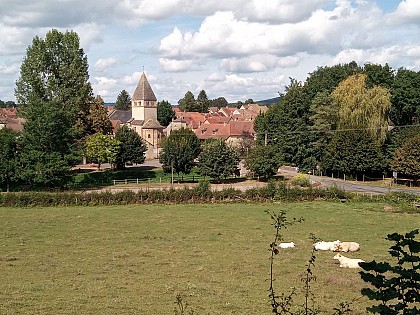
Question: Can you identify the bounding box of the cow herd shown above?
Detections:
[278,240,365,268]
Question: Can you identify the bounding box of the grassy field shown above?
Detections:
[0,201,418,314]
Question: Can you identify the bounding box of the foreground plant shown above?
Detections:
[359,229,420,315]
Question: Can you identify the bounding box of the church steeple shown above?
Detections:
[132,73,157,102]
[131,72,158,122]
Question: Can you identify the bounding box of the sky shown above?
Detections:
[0,0,419,104]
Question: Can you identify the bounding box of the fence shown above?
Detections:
[112,175,204,185]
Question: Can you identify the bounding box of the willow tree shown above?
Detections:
[332,73,391,143]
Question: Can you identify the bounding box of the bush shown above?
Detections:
[290,174,311,187]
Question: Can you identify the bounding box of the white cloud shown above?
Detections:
[332,44,420,68]
[94,58,117,72]
[160,58,197,72]
[92,76,117,98]
[72,23,103,50]
[388,0,420,25]
[0,0,419,103]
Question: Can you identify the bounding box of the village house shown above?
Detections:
[0,108,24,131]
[165,103,268,147]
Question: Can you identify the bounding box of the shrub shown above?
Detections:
[290,174,311,187]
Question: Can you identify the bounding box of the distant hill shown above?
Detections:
[229,97,281,107]
[255,97,281,106]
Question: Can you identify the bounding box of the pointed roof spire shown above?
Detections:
[132,72,157,101]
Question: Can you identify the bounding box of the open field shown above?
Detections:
[1,201,419,314]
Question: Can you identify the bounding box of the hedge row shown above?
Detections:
[0,181,417,207]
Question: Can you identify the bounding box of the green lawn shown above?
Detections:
[0,201,418,314]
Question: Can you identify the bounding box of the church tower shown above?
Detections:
[131,72,158,121]
[130,72,164,159]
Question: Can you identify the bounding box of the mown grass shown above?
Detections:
[0,201,419,314]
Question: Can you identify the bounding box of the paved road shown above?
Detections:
[310,175,420,196]
[279,168,420,196]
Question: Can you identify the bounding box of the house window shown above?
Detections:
[148,134,151,138]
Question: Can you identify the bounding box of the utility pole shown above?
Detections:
[171,160,174,185]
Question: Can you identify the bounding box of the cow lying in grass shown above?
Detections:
[313,240,340,251]
[333,253,364,268]
[333,241,360,252]
[278,242,295,248]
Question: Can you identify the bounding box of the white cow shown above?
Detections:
[333,242,360,252]
[279,242,295,249]
[333,253,365,268]
[313,240,340,251]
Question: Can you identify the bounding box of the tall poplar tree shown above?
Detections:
[15,29,92,126]
[14,29,92,186]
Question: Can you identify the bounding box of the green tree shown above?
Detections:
[305,61,361,100]
[0,128,20,191]
[15,29,92,126]
[157,100,175,127]
[85,133,120,170]
[364,63,394,89]
[86,95,113,135]
[390,136,420,182]
[18,100,79,187]
[114,90,131,111]
[391,68,420,126]
[210,97,228,109]
[159,128,201,176]
[198,139,240,181]
[359,229,420,315]
[178,91,197,112]
[244,145,279,179]
[254,79,314,171]
[114,126,147,169]
[309,91,339,163]
[197,90,210,113]
[333,73,391,143]
[323,130,386,178]
[0,100,17,108]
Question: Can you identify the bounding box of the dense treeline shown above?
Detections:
[254,62,420,181]
[0,100,16,108]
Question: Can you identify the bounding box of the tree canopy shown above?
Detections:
[333,73,391,143]
[86,95,113,135]
[391,136,420,181]
[15,29,92,124]
[157,100,175,126]
[197,90,210,113]
[198,139,240,181]
[159,128,201,176]
[18,100,79,187]
[209,97,228,109]
[85,133,120,170]
[178,91,197,112]
[114,90,131,111]
[390,68,420,126]
[114,126,147,169]
[244,145,279,179]
[0,128,20,191]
